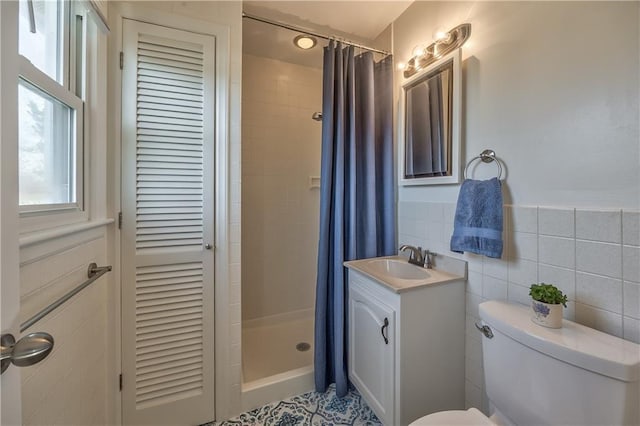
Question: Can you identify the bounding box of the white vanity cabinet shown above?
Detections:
[349,283,396,424]
[346,263,465,426]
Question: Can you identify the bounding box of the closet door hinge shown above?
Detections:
[118,211,122,229]
[119,374,123,391]
[119,51,124,70]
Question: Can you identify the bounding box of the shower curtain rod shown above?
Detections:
[242,12,391,56]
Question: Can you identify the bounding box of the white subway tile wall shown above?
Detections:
[576,272,622,313]
[398,202,640,411]
[623,211,640,246]
[576,210,621,243]
[539,207,575,238]
[241,54,322,323]
[623,245,640,282]
[539,235,575,269]
[576,240,622,278]
[624,281,640,319]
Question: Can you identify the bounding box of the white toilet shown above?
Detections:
[411,300,640,425]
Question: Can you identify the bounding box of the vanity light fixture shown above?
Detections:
[402,23,471,78]
[294,34,317,50]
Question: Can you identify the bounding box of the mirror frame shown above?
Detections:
[399,48,462,186]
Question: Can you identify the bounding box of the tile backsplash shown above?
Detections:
[398,201,640,411]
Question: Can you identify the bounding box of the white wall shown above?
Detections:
[394,1,639,209]
[241,54,321,322]
[393,0,640,414]
[20,228,112,426]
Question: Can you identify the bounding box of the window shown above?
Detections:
[18,0,85,213]
[18,0,64,83]
[18,80,76,206]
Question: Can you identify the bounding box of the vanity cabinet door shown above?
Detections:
[349,285,395,425]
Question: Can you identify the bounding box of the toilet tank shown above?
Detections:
[479,301,640,426]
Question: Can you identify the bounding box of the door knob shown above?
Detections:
[1,332,54,374]
[204,243,213,250]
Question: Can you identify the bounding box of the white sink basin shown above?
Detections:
[344,256,463,293]
[365,258,430,281]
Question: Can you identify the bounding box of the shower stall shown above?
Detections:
[240,14,323,409]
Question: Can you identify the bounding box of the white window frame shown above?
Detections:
[18,57,85,214]
[18,0,89,231]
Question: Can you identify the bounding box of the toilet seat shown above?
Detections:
[410,408,494,425]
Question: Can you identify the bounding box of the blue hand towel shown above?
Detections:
[450,178,503,258]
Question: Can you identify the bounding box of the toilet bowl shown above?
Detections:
[410,301,640,426]
[410,408,493,425]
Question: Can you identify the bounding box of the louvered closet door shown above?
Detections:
[121,19,215,426]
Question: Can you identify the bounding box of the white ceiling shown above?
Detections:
[245,1,412,40]
[243,1,412,68]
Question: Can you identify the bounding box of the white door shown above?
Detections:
[349,285,395,426]
[1,1,22,424]
[121,19,216,426]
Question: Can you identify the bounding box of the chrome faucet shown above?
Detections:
[424,250,438,269]
[399,245,425,267]
[399,245,438,269]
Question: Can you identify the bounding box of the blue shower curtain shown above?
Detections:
[314,41,395,398]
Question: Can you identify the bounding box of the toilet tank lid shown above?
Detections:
[479,301,640,382]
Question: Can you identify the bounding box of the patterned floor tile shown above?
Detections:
[212,384,381,426]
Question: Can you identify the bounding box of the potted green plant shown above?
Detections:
[529,283,568,328]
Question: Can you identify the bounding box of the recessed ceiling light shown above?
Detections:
[294,34,317,50]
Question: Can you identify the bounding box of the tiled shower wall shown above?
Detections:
[397,201,640,411]
[241,54,322,322]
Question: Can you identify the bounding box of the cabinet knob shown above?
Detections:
[381,317,389,345]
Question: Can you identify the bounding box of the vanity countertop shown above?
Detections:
[344,255,464,294]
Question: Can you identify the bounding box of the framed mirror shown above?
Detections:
[399,49,461,185]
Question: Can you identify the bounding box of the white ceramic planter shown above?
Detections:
[531,300,563,328]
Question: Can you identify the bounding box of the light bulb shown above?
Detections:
[433,27,453,44]
[411,45,425,57]
[396,62,406,71]
[434,30,449,41]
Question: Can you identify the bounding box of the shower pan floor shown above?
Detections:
[242,314,314,383]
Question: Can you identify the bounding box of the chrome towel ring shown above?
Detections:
[464,149,503,180]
